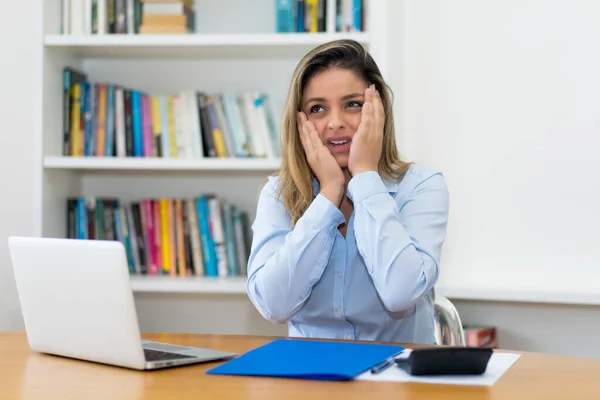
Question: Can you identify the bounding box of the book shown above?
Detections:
[464,325,498,348]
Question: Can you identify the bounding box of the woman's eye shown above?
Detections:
[310,105,325,113]
[348,101,363,108]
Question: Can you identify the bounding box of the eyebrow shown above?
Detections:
[304,92,364,106]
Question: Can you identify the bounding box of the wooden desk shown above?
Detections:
[2,331,600,399]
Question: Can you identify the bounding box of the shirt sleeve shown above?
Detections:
[246,177,346,323]
[347,170,449,312]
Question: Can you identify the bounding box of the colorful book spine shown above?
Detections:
[131,90,143,157]
[276,0,295,33]
[81,82,93,156]
[206,98,227,158]
[141,94,153,157]
[76,198,87,239]
[152,200,163,274]
[105,84,115,156]
[166,95,178,157]
[196,195,217,277]
[158,95,169,158]
[144,199,158,275]
[96,83,107,156]
[115,87,126,157]
[222,203,238,277]
[159,198,171,274]
[167,199,176,276]
[150,95,162,157]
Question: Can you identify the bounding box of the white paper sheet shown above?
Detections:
[355,349,521,386]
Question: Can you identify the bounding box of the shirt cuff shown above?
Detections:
[302,193,346,236]
[347,171,388,203]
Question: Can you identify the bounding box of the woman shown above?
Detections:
[246,39,449,344]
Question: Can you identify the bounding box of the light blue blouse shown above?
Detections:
[246,164,449,344]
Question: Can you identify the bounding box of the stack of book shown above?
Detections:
[139,0,195,34]
[463,325,498,348]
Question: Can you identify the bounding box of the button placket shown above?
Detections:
[332,231,346,321]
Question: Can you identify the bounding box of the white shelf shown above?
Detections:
[44,32,371,58]
[130,276,247,294]
[43,156,282,172]
[126,277,600,306]
[436,285,600,306]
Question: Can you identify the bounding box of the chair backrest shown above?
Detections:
[433,294,466,346]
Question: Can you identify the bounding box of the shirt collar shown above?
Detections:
[311,174,399,196]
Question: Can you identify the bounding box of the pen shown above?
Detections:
[370,357,395,374]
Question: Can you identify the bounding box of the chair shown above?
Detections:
[433,294,466,346]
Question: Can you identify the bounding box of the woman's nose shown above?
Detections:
[327,112,345,131]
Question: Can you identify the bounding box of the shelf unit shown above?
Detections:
[127,276,600,306]
[44,32,371,58]
[434,285,600,307]
[38,0,391,295]
[37,1,585,309]
[130,275,247,294]
[43,156,283,172]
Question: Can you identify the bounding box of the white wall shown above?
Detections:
[401,0,600,295]
[0,3,39,330]
[397,0,600,358]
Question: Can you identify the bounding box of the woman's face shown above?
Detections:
[301,67,368,168]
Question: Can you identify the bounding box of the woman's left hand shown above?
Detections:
[348,84,385,176]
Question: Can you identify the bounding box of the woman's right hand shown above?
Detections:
[298,111,345,206]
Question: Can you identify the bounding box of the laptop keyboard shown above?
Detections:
[144,348,196,362]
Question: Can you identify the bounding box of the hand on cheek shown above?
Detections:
[348,84,384,176]
[298,112,345,206]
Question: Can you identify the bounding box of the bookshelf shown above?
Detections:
[38,0,391,295]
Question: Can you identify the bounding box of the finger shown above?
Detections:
[373,87,385,135]
[301,112,320,153]
[298,112,313,156]
[374,87,384,121]
[359,103,372,137]
[369,87,376,124]
[365,84,373,108]
[360,89,373,136]
[304,118,323,150]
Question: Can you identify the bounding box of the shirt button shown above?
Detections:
[337,309,343,318]
[337,272,343,278]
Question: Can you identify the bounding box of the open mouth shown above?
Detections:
[326,136,352,153]
[329,139,349,146]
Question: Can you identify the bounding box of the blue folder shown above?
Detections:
[205,338,404,381]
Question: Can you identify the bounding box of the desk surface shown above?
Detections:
[2,331,600,399]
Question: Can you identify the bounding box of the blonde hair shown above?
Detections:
[276,39,411,226]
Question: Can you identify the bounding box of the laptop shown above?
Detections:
[8,236,237,370]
